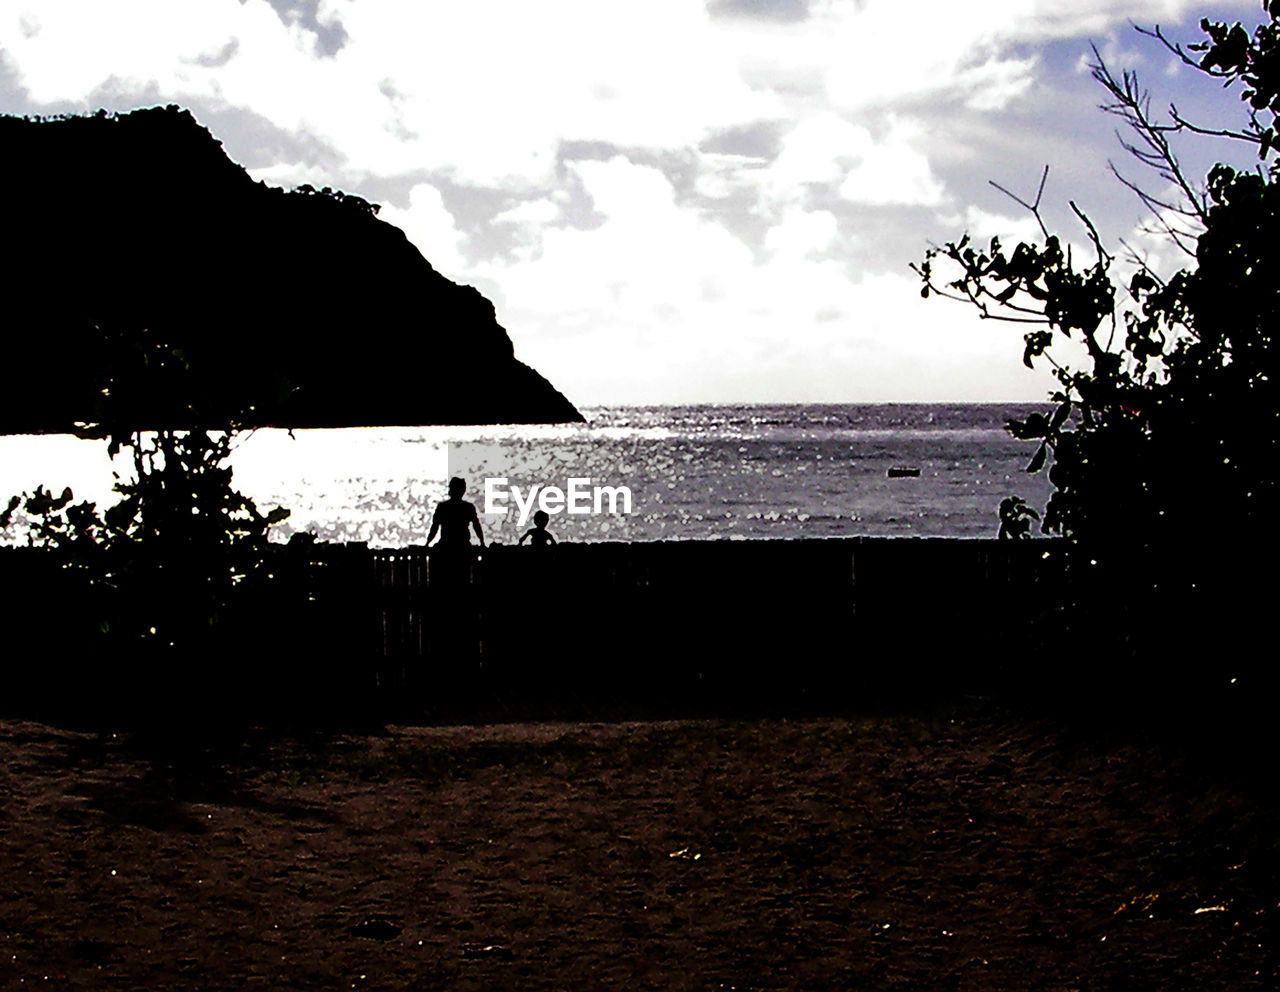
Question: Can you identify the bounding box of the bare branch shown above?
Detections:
[975,312,1055,325]
[1135,23,1234,79]
[1105,163,1200,257]
[1168,102,1264,144]
[1116,238,1167,289]
[986,296,1055,318]
[1069,201,1113,267]
[988,165,1051,239]
[1108,159,1197,216]
[1089,45,1211,229]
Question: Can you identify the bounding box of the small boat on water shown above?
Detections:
[886,466,921,478]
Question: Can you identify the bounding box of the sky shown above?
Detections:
[0,0,1266,407]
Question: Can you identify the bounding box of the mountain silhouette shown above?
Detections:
[0,106,582,432]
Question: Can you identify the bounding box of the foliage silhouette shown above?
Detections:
[3,322,293,715]
[915,3,1280,692]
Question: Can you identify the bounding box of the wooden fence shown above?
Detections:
[0,538,1066,720]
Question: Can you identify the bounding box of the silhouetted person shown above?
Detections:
[426,479,484,666]
[428,477,485,551]
[519,509,557,548]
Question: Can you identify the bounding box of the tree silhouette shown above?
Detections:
[3,321,290,670]
[914,4,1280,693]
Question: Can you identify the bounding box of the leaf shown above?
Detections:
[1049,401,1072,433]
[1025,443,1047,474]
[0,494,19,529]
[1129,272,1156,296]
[1022,330,1053,369]
[1007,412,1049,440]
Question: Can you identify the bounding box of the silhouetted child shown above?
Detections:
[519,510,556,548]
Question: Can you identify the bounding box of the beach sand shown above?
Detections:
[1,708,1274,990]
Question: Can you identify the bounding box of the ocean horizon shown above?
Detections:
[1,403,1056,547]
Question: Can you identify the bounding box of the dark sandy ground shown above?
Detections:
[1,706,1276,991]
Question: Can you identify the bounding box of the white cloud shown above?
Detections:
[959,56,1038,111]
[764,113,865,196]
[469,154,1055,403]
[375,183,468,280]
[247,160,342,190]
[730,0,1236,114]
[694,151,768,200]
[493,199,561,227]
[1009,0,1221,41]
[489,157,757,323]
[838,118,946,206]
[820,2,1037,113]
[764,206,839,260]
[1,0,776,186]
[300,0,779,186]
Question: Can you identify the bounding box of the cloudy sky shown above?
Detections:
[0,0,1264,406]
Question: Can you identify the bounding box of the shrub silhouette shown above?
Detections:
[916,4,1280,695]
[2,322,291,720]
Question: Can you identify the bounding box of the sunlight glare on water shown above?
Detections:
[0,405,1053,547]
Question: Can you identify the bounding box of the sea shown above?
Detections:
[0,404,1056,547]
